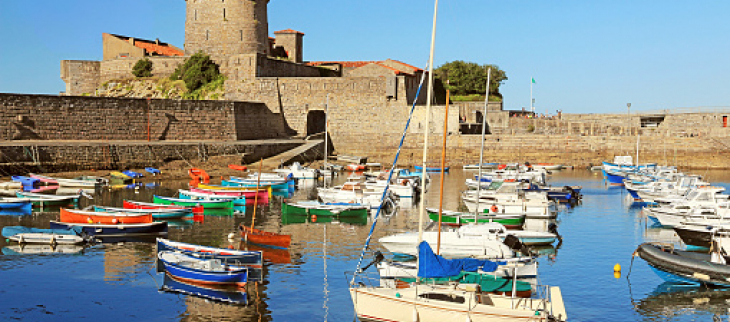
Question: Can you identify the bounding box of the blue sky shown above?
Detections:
[1,0,729,114]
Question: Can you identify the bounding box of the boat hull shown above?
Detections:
[153,195,233,209]
[157,238,262,268]
[50,220,168,237]
[427,210,524,229]
[239,226,291,249]
[638,243,730,286]
[159,252,248,288]
[60,208,152,224]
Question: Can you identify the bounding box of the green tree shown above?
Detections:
[132,58,153,78]
[170,52,222,92]
[434,61,507,98]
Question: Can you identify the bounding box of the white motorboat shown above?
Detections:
[318,182,396,210]
[273,162,318,179]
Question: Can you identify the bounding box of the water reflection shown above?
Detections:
[633,283,730,321]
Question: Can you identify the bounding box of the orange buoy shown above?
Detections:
[311,214,318,223]
[490,205,498,213]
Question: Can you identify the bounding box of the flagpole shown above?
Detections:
[530,78,534,113]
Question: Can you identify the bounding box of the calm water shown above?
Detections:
[2,169,730,322]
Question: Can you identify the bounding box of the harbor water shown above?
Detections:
[2,169,730,321]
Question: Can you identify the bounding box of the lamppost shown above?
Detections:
[627,103,631,135]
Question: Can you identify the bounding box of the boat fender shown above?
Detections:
[490,205,498,213]
[87,217,93,224]
[311,214,318,223]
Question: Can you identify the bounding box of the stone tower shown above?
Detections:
[184,0,269,60]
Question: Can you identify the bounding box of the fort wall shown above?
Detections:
[0,93,287,141]
[60,60,101,96]
[100,57,186,82]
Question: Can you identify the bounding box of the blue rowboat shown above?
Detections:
[158,251,248,288]
[0,198,32,212]
[157,238,262,268]
[49,220,168,237]
[414,165,450,172]
[92,205,192,220]
[160,274,248,305]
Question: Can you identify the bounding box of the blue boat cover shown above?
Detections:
[122,170,144,178]
[145,167,161,174]
[2,225,83,237]
[417,241,501,278]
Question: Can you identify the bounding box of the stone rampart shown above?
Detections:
[100,57,186,83]
[60,60,101,96]
[0,94,287,141]
[0,140,301,173]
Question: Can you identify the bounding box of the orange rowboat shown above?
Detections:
[239,225,291,249]
[228,164,248,171]
[60,208,152,224]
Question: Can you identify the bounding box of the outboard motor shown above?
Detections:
[504,234,533,257]
[549,223,563,247]
[360,251,385,272]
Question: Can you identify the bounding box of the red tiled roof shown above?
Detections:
[374,62,407,75]
[307,61,376,68]
[385,59,423,72]
[274,29,304,35]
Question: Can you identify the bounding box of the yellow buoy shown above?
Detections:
[614,263,621,272]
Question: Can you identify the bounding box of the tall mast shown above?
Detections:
[324,94,329,188]
[475,67,491,221]
[418,0,439,243]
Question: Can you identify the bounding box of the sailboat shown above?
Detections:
[348,2,567,321]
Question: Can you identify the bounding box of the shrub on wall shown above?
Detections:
[170,52,222,93]
[132,58,153,78]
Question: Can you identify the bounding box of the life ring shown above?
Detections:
[490,205,498,213]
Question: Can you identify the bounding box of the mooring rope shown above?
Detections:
[351,67,428,283]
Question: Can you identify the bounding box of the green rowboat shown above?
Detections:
[282,201,368,219]
[153,195,233,209]
[426,208,525,229]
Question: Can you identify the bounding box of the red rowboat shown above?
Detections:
[239,225,291,249]
[188,168,210,184]
[60,208,152,224]
[228,164,248,171]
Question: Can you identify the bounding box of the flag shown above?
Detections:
[531,78,536,84]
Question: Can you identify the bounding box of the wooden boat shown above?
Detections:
[2,225,89,244]
[158,251,248,288]
[191,187,270,204]
[93,205,192,220]
[123,200,204,214]
[414,165,450,172]
[73,175,109,186]
[426,208,525,229]
[15,191,79,206]
[281,211,368,225]
[189,168,210,184]
[533,163,563,171]
[0,198,33,212]
[160,274,248,305]
[223,179,290,191]
[0,181,22,190]
[153,195,234,209]
[50,220,168,237]
[60,208,153,224]
[157,238,262,268]
[282,201,368,218]
[228,164,248,171]
[239,225,291,249]
[29,174,99,188]
[177,189,247,206]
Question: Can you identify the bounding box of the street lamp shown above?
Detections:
[627,103,631,135]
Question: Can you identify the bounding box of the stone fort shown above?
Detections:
[2,0,726,170]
